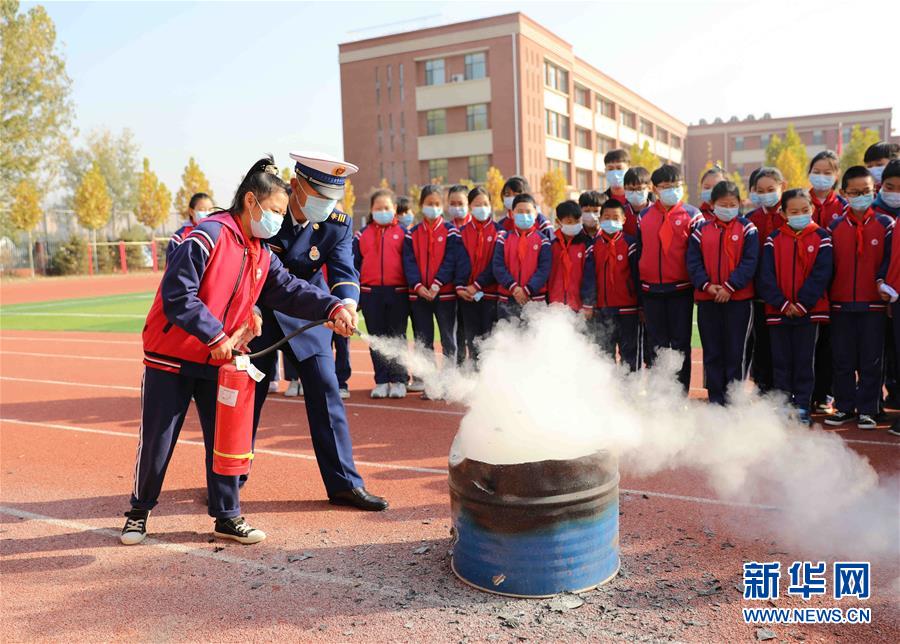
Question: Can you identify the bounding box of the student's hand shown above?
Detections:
[706,284,721,298]
[880,290,892,302]
[457,288,474,302]
[249,311,263,337]
[465,285,479,298]
[582,308,594,320]
[714,288,732,304]
[210,334,236,361]
[784,303,801,318]
[416,285,433,300]
[513,287,529,306]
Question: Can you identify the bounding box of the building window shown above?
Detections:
[639,118,654,137]
[468,155,489,183]
[813,129,823,145]
[400,112,405,148]
[734,136,744,151]
[543,60,569,94]
[426,109,446,136]
[425,59,445,86]
[375,66,380,104]
[402,160,408,191]
[464,52,486,80]
[545,109,570,141]
[466,104,488,131]
[387,65,392,102]
[377,115,382,153]
[620,109,636,130]
[546,158,571,179]
[428,159,448,183]
[671,134,682,148]
[657,128,669,144]
[597,95,615,119]
[597,136,615,154]
[399,63,404,102]
[760,134,770,149]
[575,127,591,149]
[388,113,394,151]
[576,168,592,191]
[842,126,852,143]
[574,85,590,107]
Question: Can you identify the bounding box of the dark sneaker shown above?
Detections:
[858,414,877,430]
[824,411,856,427]
[213,516,266,544]
[888,420,900,437]
[797,408,812,426]
[120,508,150,545]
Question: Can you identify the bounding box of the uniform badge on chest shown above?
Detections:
[256,268,263,280]
[309,246,320,261]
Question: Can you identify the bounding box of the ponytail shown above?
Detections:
[228,154,289,215]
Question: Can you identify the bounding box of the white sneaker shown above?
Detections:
[267,381,279,394]
[284,380,302,397]
[408,378,425,392]
[339,387,350,399]
[388,382,407,398]
[371,383,390,398]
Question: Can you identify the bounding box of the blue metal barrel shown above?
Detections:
[449,451,619,597]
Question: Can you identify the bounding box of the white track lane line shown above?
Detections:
[0,312,147,318]
[2,418,894,509]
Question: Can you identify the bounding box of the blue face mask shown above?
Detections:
[372,210,394,226]
[514,212,536,230]
[448,206,467,219]
[398,213,414,228]
[599,219,624,235]
[658,186,683,207]
[749,191,761,207]
[250,196,284,239]
[298,185,337,223]
[606,169,626,188]
[869,165,885,184]
[714,206,739,222]
[787,213,812,230]
[422,205,443,220]
[560,222,583,237]
[809,173,835,191]
[881,189,900,209]
[471,205,492,222]
[625,190,648,207]
[758,191,781,209]
[700,189,713,204]
[849,194,874,211]
[193,210,211,221]
[503,196,515,211]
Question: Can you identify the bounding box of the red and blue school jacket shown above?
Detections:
[686,217,758,301]
[811,190,848,228]
[547,229,591,311]
[142,213,343,377]
[828,209,893,312]
[636,201,703,294]
[748,206,783,256]
[698,201,715,222]
[460,219,502,298]
[402,218,470,301]
[758,223,832,325]
[581,231,639,314]
[873,192,900,219]
[352,221,407,293]
[492,226,552,302]
[622,201,641,237]
[166,222,194,258]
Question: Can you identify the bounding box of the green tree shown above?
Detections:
[540,168,568,213]
[63,129,140,222]
[175,157,213,216]
[628,141,660,171]
[765,124,808,188]
[485,166,504,213]
[136,158,172,231]
[0,0,74,203]
[10,178,42,276]
[840,125,881,172]
[74,162,112,234]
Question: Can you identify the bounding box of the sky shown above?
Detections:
[31,0,900,202]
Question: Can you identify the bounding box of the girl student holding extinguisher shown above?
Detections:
[122,156,355,546]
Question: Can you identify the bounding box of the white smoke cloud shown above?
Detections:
[363,306,900,561]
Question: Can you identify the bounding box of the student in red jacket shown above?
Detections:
[687,180,759,405]
[876,160,900,436]
[697,166,726,222]
[581,199,640,371]
[864,141,900,190]
[353,189,409,399]
[824,166,893,430]
[493,193,552,320]
[623,166,652,235]
[402,184,470,395]
[458,186,501,362]
[123,156,354,546]
[447,184,472,366]
[637,164,702,391]
[548,200,591,312]
[873,159,900,219]
[601,148,630,207]
[167,192,213,258]
[578,190,603,238]
[758,189,833,426]
[747,167,787,394]
[497,176,553,237]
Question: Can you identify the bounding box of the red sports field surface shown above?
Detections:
[1,278,898,643]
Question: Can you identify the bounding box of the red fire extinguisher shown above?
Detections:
[212,319,331,476]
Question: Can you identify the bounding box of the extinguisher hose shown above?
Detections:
[239,319,330,360]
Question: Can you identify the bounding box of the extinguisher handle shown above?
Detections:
[238,319,330,360]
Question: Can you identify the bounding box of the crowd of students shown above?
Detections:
[348,141,900,434]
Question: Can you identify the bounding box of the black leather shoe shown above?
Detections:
[328,487,389,511]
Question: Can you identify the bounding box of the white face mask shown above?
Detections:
[560,222,583,237]
[503,196,515,211]
[298,184,337,223]
[471,205,492,222]
[193,210,211,221]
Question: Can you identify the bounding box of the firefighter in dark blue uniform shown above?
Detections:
[250,151,388,511]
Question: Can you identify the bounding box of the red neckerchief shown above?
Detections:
[470,219,490,282]
[555,229,574,294]
[655,201,685,254]
[714,218,742,271]
[516,225,537,267]
[778,221,819,274]
[454,214,472,229]
[600,230,621,285]
[811,189,838,213]
[847,207,874,256]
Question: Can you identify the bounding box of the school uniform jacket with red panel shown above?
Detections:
[758,223,832,325]
[547,230,592,311]
[748,206,784,258]
[622,201,642,237]
[828,209,893,312]
[460,219,503,299]
[143,213,343,377]
[811,190,848,228]
[491,226,552,301]
[166,222,194,258]
[580,231,639,314]
[636,201,703,294]
[352,221,407,295]
[698,202,715,222]
[402,217,470,301]
[686,217,759,302]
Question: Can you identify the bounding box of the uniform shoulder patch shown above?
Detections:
[329,210,350,226]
